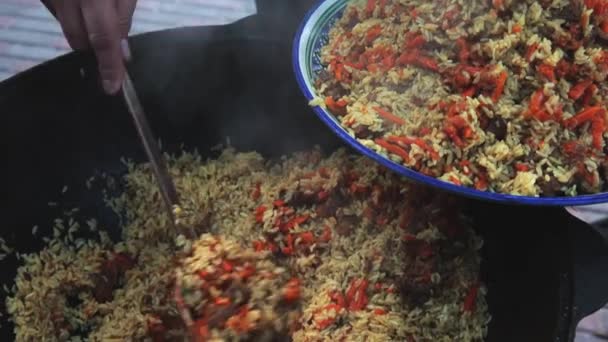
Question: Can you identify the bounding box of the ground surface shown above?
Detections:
[0,0,606,340]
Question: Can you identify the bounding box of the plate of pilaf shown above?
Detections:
[5,148,489,341]
[293,0,608,205]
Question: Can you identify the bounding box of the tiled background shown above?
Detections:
[0,0,606,340]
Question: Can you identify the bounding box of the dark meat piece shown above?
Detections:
[335,214,358,236]
[553,4,581,22]
[92,253,135,303]
[248,329,291,342]
[325,82,349,100]
[538,177,563,197]
[537,25,555,39]
[389,82,410,93]
[486,117,507,140]
[351,44,366,56]
[344,11,359,30]
[353,125,381,139]
[225,282,252,306]
[314,70,333,88]
[288,190,318,207]
[206,305,239,329]
[399,258,437,307]
[316,191,347,218]
[600,161,608,191]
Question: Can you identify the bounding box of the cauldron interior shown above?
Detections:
[1,17,607,341]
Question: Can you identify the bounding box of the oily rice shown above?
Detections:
[312,0,608,197]
[6,148,489,341]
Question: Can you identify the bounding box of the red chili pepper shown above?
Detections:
[366,25,382,44]
[325,96,348,116]
[283,278,301,302]
[591,116,606,149]
[239,264,256,279]
[366,0,376,15]
[284,215,310,231]
[254,205,267,223]
[564,106,604,129]
[475,175,488,190]
[569,80,593,100]
[221,260,233,273]
[396,51,439,72]
[515,163,529,172]
[373,106,405,125]
[375,138,411,162]
[537,64,555,82]
[525,43,539,62]
[319,226,332,243]
[317,190,330,201]
[529,89,546,114]
[582,84,598,107]
[444,125,465,147]
[215,297,231,306]
[329,290,346,308]
[346,279,369,311]
[374,308,387,315]
[456,38,470,63]
[299,231,315,245]
[463,283,480,312]
[252,240,265,252]
[251,182,261,200]
[406,34,427,49]
[492,71,508,103]
[462,86,477,98]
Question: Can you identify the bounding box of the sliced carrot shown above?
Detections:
[375,139,411,162]
[512,24,522,33]
[492,71,508,103]
[373,106,405,125]
[387,136,440,160]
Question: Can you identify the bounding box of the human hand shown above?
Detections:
[43,0,137,94]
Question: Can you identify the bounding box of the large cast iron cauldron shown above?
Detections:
[1,3,608,341]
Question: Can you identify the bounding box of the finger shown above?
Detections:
[116,0,137,37]
[51,0,89,50]
[81,0,124,94]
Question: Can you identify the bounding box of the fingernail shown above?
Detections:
[121,39,132,61]
[102,80,121,94]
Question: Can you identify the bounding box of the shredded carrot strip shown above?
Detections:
[375,139,411,162]
[592,116,606,149]
[373,106,405,125]
[492,71,508,103]
[512,24,522,33]
[387,136,440,160]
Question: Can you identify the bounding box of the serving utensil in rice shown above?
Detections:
[120,43,197,238]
